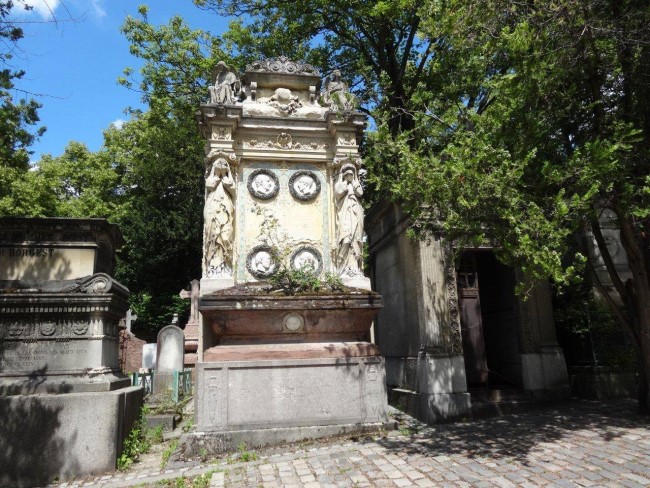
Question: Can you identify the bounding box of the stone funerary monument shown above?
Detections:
[189,57,389,450]
[0,218,143,486]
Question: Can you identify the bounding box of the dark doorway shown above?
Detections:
[458,251,523,389]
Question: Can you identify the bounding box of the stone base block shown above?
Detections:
[0,385,143,488]
[343,275,372,290]
[0,371,132,396]
[184,421,396,457]
[195,356,389,432]
[153,370,175,396]
[570,368,637,400]
[200,277,235,296]
[521,348,571,401]
[147,413,177,432]
[388,387,471,424]
[184,352,198,368]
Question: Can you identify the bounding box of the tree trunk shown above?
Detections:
[616,212,650,414]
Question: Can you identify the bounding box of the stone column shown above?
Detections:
[518,279,571,400]
[367,201,470,423]
[411,239,470,422]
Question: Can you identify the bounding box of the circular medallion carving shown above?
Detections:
[40,321,56,336]
[246,245,279,279]
[289,171,321,201]
[283,312,305,332]
[290,246,323,275]
[72,321,89,335]
[248,169,279,200]
[8,322,24,337]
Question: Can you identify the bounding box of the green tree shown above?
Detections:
[368,0,650,410]
[0,1,46,207]
[108,7,234,332]
[194,0,432,135]
[0,141,125,218]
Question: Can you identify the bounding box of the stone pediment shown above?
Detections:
[245,56,321,76]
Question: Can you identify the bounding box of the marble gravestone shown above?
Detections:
[142,343,157,370]
[188,58,391,455]
[153,320,185,395]
[0,217,143,487]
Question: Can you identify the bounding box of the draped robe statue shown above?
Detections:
[334,163,364,276]
[203,158,235,277]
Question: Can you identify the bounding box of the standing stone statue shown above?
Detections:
[324,69,355,111]
[335,162,364,276]
[203,154,235,277]
[209,61,241,105]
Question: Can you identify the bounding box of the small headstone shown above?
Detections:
[153,322,185,394]
[142,343,157,370]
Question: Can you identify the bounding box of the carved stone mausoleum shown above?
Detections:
[366,201,571,422]
[0,217,143,486]
[189,57,390,452]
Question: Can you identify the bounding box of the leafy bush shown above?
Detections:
[118,409,152,471]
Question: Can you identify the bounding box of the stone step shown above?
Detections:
[469,387,533,403]
[469,388,538,419]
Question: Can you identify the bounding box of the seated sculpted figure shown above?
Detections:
[209,61,241,105]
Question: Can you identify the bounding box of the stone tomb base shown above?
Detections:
[190,355,391,453]
[0,386,143,487]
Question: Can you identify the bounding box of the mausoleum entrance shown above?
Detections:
[458,250,524,390]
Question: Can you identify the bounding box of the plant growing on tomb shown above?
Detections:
[252,203,347,294]
[236,442,259,462]
[118,408,153,470]
[160,439,179,469]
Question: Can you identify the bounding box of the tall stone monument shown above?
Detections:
[189,58,389,452]
[0,217,143,486]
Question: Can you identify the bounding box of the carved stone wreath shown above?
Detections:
[289,171,321,201]
[246,245,278,279]
[247,169,280,200]
[290,246,323,275]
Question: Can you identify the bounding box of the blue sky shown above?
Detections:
[9,1,231,161]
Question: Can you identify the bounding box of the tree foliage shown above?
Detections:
[0,1,46,204]
[367,0,650,408]
[194,0,432,135]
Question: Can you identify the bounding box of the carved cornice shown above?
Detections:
[0,273,128,298]
[237,134,329,151]
[246,56,321,76]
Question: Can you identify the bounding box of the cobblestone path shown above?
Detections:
[53,400,650,488]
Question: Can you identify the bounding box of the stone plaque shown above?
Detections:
[0,246,96,281]
[0,339,117,373]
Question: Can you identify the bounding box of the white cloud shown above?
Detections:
[111,118,125,129]
[22,0,61,19]
[90,0,106,18]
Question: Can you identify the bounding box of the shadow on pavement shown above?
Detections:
[373,399,648,465]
